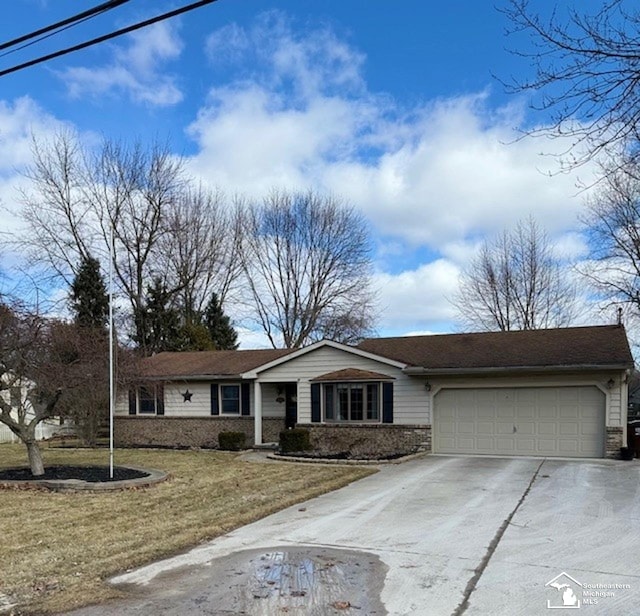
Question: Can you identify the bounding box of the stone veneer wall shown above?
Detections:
[115,417,285,448]
[296,423,432,458]
[606,426,624,459]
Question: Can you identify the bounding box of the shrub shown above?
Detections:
[218,431,246,451]
[279,428,312,454]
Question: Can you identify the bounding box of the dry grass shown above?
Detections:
[0,444,375,615]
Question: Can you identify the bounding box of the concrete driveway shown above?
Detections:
[68,455,640,615]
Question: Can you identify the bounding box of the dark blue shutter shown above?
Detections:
[210,384,219,415]
[128,389,137,415]
[382,382,394,424]
[325,385,334,420]
[241,383,251,416]
[311,383,321,422]
[156,384,165,416]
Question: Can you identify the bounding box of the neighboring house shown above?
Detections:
[0,378,67,444]
[626,370,640,420]
[115,324,634,459]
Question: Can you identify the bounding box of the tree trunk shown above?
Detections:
[26,441,45,476]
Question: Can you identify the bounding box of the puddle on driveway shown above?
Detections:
[67,546,388,615]
[243,548,383,613]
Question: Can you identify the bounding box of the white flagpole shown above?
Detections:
[109,224,115,479]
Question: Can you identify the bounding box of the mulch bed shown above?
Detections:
[0,466,149,482]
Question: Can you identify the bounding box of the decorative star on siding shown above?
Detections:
[182,389,193,402]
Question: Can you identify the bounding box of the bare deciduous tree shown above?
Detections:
[0,305,60,475]
[159,185,241,320]
[239,190,376,348]
[0,301,138,474]
[580,159,640,311]
[502,0,640,170]
[455,218,576,331]
[14,131,241,347]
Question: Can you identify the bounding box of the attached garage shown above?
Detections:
[433,386,606,458]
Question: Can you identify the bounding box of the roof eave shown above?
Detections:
[140,373,245,381]
[403,363,633,376]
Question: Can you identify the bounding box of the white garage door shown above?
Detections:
[433,387,605,458]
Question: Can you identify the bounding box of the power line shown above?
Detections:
[0,0,130,52]
[0,0,218,79]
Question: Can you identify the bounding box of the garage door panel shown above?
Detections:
[496,422,515,435]
[476,437,495,450]
[538,422,557,435]
[517,422,535,435]
[515,439,536,452]
[496,438,516,451]
[558,440,579,454]
[477,408,495,420]
[559,422,579,436]
[539,407,558,419]
[434,387,605,458]
[559,407,579,419]
[477,422,495,435]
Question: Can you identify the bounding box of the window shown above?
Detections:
[129,384,164,415]
[323,383,381,422]
[139,386,158,414]
[220,384,240,414]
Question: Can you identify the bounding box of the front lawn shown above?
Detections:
[0,445,375,614]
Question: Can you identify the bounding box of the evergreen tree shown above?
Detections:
[69,256,109,329]
[204,293,238,350]
[134,278,182,355]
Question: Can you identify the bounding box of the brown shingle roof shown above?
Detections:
[140,349,293,379]
[312,368,395,382]
[357,325,633,371]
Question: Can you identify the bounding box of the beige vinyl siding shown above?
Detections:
[257,346,428,424]
[163,382,212,416]
[259,383,287,418]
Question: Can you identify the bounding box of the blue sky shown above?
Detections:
[0,1,607,344]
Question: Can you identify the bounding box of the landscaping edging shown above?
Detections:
[267,451,430,465]
[0,465,169,492]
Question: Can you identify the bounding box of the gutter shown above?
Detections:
[402,363,633,376]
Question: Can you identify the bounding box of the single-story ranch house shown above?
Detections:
[115,325,634,459]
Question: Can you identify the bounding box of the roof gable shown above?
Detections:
[244,339,406,377]
[357,325,633,371]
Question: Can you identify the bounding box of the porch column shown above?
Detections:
[254,381,263,446]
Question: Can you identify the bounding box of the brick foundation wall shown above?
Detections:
[115,417,286,448]
[606,426,624,459]
[296,423,432,458]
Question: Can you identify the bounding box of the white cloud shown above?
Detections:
[0,97,69,234]
[189,16,597,266]
[373,259,460,332]
[57,22,184,106]
[185,15,605,335]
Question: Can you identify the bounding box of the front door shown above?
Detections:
[285,383,298,429]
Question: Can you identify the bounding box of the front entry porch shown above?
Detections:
[253,381,298,445]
